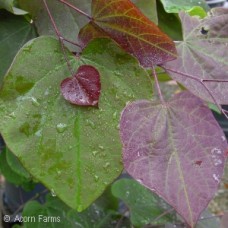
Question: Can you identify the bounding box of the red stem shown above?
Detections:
[42,0,76,76]
[152,66,165,104]
[161,65,228,119]
[58,0,92,20]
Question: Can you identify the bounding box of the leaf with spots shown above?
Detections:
[120,91,227,227]
[0,37,153,211]
[79,0,177,67]
[60,65,101,106]
[162,9,228,105]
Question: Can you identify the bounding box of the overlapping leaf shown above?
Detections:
[79,0,177,67]
[112,178,175,226]
[120,91,227,227]
[0,10,36,84]
[163,10,228,104]
[159,0,209,13]
[0,37,153,211]
[0,0,27,15]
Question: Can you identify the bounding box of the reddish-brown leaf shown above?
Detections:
[79,0,177,67]
[60,65,101,106]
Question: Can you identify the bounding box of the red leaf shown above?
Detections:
[79,0,177,67]
[60,65,101,106]
[120,91,227,227]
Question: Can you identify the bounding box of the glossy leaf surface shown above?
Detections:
[120,91,227,227]
[79,0,177,67]
[60,65,101,106]
[0,37,153,211]
[163,10,228,104]
[159,0,209,13]
[112,178,175,226]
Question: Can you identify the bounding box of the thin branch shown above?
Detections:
[115,207,129,228]
[203,79,228,83]
[42,0,75,76]
[161,66,228,119]
[152,65,165,104]
[58,0,92,20]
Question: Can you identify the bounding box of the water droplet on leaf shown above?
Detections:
[112,111,118,120]
[92,150,99,157]
[51,189,56,197]
[103,162,110,170]
[94,175,99,182]
[99,145,104,150]
[77,204,83,212]
[56,123,68,133]
[31,97,40,107]
[212,174,220,183]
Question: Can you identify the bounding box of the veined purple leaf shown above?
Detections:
[60,65,101,106]
[120,91,227,227]
[162,9,228,105]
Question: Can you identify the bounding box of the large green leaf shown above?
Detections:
[0,37,153,211]
[0,10,36,85]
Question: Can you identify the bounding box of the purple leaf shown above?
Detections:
[120,91,228,227]
[162,9,228,105]
[60,65,101,106]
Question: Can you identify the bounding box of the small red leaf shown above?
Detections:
[60,65,101,106]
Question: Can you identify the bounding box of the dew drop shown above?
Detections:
[8,112,16,119]
[56,123,67,133]
[115,93,120,100]
[77,204,83,212]
[103,162,110,170]
[51,189,56,197]
[94,175,99,182]
[221,136,226,142]
[211,147,222,154]
[98,145,104,150]
[92,150,99,157]
[112,111,118,120]
[44,88,50,96]
[35,129,42,137]
[86,119,96,129]
[136,178,143,184]
[212,174,220,183]
[31,97,40,107]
